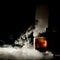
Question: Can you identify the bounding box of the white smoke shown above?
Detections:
[0,26,53,60]
[14,26,34,47]
[0,47,44,60]
[35,5,48,36]
[33,19,48,38]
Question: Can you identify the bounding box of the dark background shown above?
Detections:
[0,0,36,44]
[46,1,60,54]
[47,1,60,54]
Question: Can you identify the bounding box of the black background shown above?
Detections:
[0,0,35,44]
